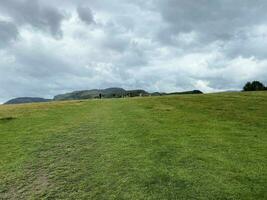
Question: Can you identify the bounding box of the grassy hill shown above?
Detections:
[0,92,266,199]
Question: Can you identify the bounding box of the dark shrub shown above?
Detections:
[243,81,266,91]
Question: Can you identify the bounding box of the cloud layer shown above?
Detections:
[1,0,267,102]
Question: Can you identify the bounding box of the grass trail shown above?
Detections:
[0,92,267,199]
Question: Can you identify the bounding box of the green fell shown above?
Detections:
[0,92,266,199]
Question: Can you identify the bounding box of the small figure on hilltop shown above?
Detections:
[99,93,102,99]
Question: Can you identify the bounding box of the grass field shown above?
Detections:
[0,92,267,199]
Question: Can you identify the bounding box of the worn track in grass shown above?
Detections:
[0,92,267,199]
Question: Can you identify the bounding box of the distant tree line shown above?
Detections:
[243,81,267,91]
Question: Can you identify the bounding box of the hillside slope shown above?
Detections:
[0,92,266,199]
[4,97,51,105]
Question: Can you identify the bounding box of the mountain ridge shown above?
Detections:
[4,97,51,105]
[4,88,203,104]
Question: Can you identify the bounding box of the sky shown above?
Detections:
[1,0,267,103]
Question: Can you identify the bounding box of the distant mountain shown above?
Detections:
[54,88,202,101]
[54,88,126,100]
[151,90,203,96]
[125,90,149,97]
[54,88,150,101]
[167,90,203,95]
[3,88,203,104]
[4,97,51,105]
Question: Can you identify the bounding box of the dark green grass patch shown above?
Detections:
[0,117,16,122]
[0,92,267,199]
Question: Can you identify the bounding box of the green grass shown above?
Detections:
[0,92,267,199]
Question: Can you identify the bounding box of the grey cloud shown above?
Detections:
[155,0,267,44]
[99,22,131,52]
[77,6,95,25]
[101,36,130,52]
[0,21,19,47]
[222,27,267,59]
[118,46,148,67]
[0,0,65,38]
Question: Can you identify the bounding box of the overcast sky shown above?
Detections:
[1,0,267,102]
